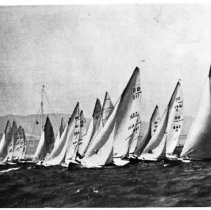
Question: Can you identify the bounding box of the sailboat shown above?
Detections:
[0,121,12,164]
[133,105,160,158]
[101,91,114,127]
[81,67,142,168]
[139,80,184,161]
[77,99,102,158]
[43,102,80,166]
[53,118,64,148]
[112,66,142,166]
[77,110,87,157]
[33,116,55,163]
[32,85,60,164]
[12,126,26,162]
[180,67,211,160]
[64,103,81,166]
[4,120,18,163]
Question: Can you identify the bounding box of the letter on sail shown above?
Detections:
[181,68,211,160]
[113,67,142,160]
[166,80,184,157]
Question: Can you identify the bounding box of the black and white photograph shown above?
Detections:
[0,0,210,207]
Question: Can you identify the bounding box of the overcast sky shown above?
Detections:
[0,4,210,120]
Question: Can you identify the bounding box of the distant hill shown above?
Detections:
[0,114,193,156]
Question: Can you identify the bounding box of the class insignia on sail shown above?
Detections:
[180,67,211,160]
[33,116,55,163]
[139,80,184,161]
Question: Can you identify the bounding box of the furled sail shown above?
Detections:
[0,121,12,162]
[64,103,80,164]
[101,91,114,127]
[113,67,142,159]
[134,105,160,157]
[181,68,211,160]
[78,99,102,157]
[33,116,55,162]
[44,103,79,166]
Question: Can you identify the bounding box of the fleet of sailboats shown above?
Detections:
[1,65,211,170]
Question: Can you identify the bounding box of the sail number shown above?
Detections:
[133,86,141,100]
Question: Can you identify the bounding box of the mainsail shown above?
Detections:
[0,121,12,162]
[181,68,211,160]
[78,99,102,157]
[127,114,141,157]
[64,103,80,164]
[33,116,55,162]
[134,105,160,157]
[140,80,183,161]
[13,126,26,160]
[44,103,79,166]
[101,92,114,127]
[81,98,120,167]
[140,133,167,161]
[77,110,87,157]
[166,80,184,156]
[5,121,18,162]
[113,67,142,159]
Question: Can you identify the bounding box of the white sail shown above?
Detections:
[140,108,169,159]
[33,131,45,162]
[13,126,25,161]
[181,69,211,160]
[0,121,12,163]
[139,133,167,161]
[134,105,160,157]
[78,99,102,157]
[64,103,81,164]
[166,81,184,156]
[33,116,55,162]
[81,98,120,167]
[113,67,142,159]
[44,103,79,166]
[128,114,141,157]
[101,91,114,127]
[77,110,87,157]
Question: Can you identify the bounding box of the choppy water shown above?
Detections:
[0,161,211,207]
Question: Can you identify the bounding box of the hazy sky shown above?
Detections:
[0,4,210,120]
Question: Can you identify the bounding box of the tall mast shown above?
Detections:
[41,85,45,131]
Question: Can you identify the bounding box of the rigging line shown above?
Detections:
[43,90,60,127]
[30,107,41,139]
